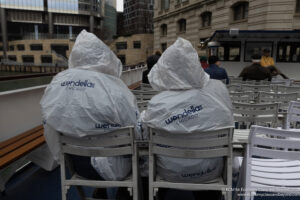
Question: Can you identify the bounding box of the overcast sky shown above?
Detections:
[117,0,123,12]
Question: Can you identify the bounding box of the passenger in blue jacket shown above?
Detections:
[205,56,229,84]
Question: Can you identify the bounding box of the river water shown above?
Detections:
[0,72,53,92]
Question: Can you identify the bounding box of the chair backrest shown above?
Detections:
[59,127,135,157]
[292,81,300,86]
[140,83,154,91]
[277,85,300,96]
[245,125,300,189]
[149,127,233,159]
[241,84,271,92]
[227,84,242,92]
[271,78,293,86]
[232,102,279,128]
[286,101,300,128]
[230,91,255,103]
[258,92,298,111]
[247,125,300,160]
[132,90,158,101]
[137,101,148,112]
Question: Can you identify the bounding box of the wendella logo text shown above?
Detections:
[165,105,203,125]
[61,80,95,88]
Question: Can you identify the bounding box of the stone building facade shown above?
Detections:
[154,0,300,54]
[109,34,154,66]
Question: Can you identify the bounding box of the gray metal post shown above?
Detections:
[0,8,8,59]
[48,12,53,38]
[89,15,94,33]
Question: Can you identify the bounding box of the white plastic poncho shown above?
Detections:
[143,37,234,183]
[41,30,138,180]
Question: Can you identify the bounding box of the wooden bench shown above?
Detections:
[0,125,45,170]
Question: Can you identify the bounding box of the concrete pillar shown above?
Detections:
[69,26,72,39]
[48,12,53,38]
[0,8,8,60]
[89,15,94,33]
[34,24,39,40]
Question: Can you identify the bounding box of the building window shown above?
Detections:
[161,0,170,10]
[116,42,127,50]
[297,0,300,13]
[17,44,25,51]
[218,42,241,61]
[118,55,126,65]
[201,12,212,27]
[8,55,17,61]
[232,2,249,21]
[244,42,273,62]
[177,19,186,33]
[41,55,53,64]
[160,24,167,36]
[277,42,300,62]
[177,0,188,4]
[30,44,43,51]
[9,45,14,51]
[22,56,34,63]
[51,45,69,57]
[133,41,141,49]
[161,43,167,52]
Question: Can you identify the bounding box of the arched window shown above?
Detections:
[297,0,300,13]
[160,24,167,36]
[177,18,186,33]
[232,2,249,21]
[201,12,212,27]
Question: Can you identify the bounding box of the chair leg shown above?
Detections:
[61,185,67,200]
[226,190,232,200]
[149,186,154,200]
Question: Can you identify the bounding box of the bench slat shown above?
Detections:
[0,135,45,169]
[0,130,43,157]
[0,125,43,149]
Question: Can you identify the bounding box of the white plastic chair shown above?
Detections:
[258,91,298,111]
[230,92,256,103]
[232,102,279,129]
[242,125,300,200]
[137,101,148,112]
[140,83,154,91]
[148,127,233,200]
[285,101,300,129]
[241,84,271,93]
[277,85,300,99]
[227,84,242,92]
[59,127,140,200]
[132,90,158,102]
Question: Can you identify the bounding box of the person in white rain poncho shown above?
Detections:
[41,30,140,188]
[142,38,234,199]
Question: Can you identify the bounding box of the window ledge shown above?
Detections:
[182,1,189,6]
[294,13,300,17]
[177,31,186,35]
[199,26,212,30]
[175,4,181,9]
[230,18,248,25]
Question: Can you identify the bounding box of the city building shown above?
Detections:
[154,0,300,53]
[102,0,117,40]
[123,0,154,35]
[110,33,154,65]
[154,0,300,78]
[0,0,105,65]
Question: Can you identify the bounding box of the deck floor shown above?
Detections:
[1,163,299,200]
